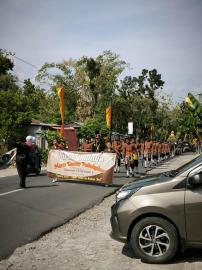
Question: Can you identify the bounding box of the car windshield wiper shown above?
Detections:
[163,170,176,177]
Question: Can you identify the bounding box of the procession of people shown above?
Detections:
[79,134,177,178]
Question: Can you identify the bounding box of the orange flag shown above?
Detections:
[57,85,65,137]
[106,106,111,128]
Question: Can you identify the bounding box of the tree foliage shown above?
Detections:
[0,89,31,143]
[77,118,109,139]
[112,69,165,138]
[0,50,32,145]
[0,49,14,75]
[76,51,127,118]
[0,47,198,146]
[174,102,198,138]
[36,61,80,124]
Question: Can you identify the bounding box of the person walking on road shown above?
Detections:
[113,139,122,173]
[51,139,65,182]
[123,137,135,178]
[15,136,32,188]
[143,138,153,169]
[51,139,65,150]
[131,147,139,176]
[81,137,93,152]
[196,138,201,154]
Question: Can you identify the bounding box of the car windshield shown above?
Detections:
[174,154,202,176]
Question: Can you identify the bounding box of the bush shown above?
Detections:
[42,130,68,149]
[41,149,49,165]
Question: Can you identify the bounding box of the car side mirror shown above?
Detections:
[188,174,202,188]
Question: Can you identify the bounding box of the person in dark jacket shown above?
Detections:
[16,142,30,188]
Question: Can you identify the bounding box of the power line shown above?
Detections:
[9,54,47,87]
[12,54,38,69]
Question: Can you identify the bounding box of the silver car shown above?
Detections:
[110,155,202,263]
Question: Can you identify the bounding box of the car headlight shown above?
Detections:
[116,188,140,202]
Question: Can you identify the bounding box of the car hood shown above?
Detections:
[121,173,174,191]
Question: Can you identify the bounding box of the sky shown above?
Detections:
[1,0,202,103]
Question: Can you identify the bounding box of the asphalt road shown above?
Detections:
[0,159,146,261]
[0,171,123,260]
[1,153,201,270]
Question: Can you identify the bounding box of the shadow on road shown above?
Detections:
[175,249,202,263]
[25,185,58,189]
[53,179,123,188]
[122,242,202,263]
[26,172,47,177]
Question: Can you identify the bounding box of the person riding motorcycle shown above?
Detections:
[15,135,41,188]
[26,135,41,175]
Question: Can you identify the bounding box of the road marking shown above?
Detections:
[0,189,23,197]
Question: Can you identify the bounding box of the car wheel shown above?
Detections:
[130,217,179,264]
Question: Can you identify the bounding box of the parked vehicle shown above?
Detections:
[110,155,202,264]
[182,142,194,152]
[175,141,193,155]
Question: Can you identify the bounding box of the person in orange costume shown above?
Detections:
[105,141,114,152]
[81,137,93,152]
[143,138,153,168]
[155,140,160,164]
[51,138,65,183]
[157,140,162,163]
[51,139,65,150]
[113,138,122,173]
[135,139,141,159]
[151,140,158,165]
[140,139,145,161]
[122,137,135,177]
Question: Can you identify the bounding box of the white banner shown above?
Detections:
[47,150,116,184]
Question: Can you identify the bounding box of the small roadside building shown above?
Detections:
[29,119,78,151]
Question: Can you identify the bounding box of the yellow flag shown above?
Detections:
[106,106,111,128]
[57,86,65,137]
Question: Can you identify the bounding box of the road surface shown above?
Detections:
[0,171,120,259]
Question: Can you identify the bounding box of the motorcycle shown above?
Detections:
[26,151,42,175]
[16,143,42,188]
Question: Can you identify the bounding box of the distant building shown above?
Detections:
[66,121,83,129]
[29,119,77,151]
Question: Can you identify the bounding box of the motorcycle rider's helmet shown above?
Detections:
[26,135,33,142]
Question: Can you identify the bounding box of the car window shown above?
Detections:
[188,165,202,176]
[175,155,202,176]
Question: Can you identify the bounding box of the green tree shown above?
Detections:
[0,89,32,144]
[76,51,127,118]
[0,50,32,146]
[84,57,101,109]
[113,68,165,137]
[36,61,80,124]
[174,102,198,140]
[0,49,14,75]
[112,95,132,134]
[36,51,127,123]
[22,79,47,120]
[0,49,17,92]
[77,118,108,139]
